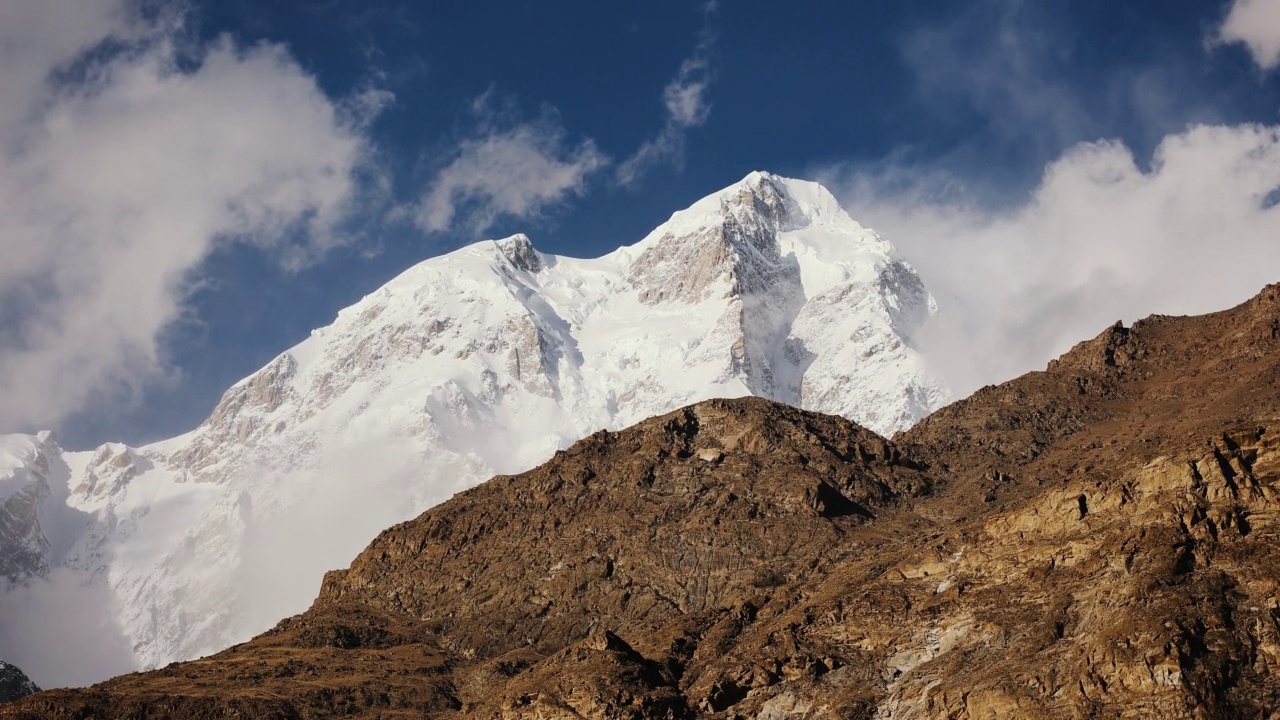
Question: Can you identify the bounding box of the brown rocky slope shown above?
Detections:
[7,284,1280,719]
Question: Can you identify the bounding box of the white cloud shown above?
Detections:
[0,1,382,433]
[822,123,1280,397]
[1214,0,1280,71]
[417,109,607,234]
[662,56,714,128]
[0,0,131,141]
[615,9,716,186]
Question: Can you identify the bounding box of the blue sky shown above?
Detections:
[3,0,1279,448]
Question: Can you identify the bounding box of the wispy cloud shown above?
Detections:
[1211,0,1280,71]
[615,3,718,186]
[898,0,1221,188]
[416,94,607,235]
[0,0,385,434]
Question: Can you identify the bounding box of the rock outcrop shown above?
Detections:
[7,283,1280,719]
[0,663,38,704]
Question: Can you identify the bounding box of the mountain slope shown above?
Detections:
[8,283,1278,719]
[0,172,947,681]
[0,436,57,587]
[0,433,93,587]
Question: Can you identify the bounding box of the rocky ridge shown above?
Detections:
[8,283,1280,719]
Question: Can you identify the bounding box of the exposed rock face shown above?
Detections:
[0,663,38,704]
[0,433,74,586]
[7,285,1280,719]
[0,477,50,586]
[317,398,929,658]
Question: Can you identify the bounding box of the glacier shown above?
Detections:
[0,171,949,685]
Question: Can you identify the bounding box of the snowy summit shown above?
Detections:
[0,172,948,682]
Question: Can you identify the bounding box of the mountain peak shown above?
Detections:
[1,172,948,679]
[493,233,542,273]
[656,171,851,240]
[625,172,891,307]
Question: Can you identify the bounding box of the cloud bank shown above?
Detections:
[825,123,1280,397]
[1214,0,1280,71]
[0,0,382,433]
[0,569,136,688]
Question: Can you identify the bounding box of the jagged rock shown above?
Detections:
[0,663,38,704]
[0,433,69,585]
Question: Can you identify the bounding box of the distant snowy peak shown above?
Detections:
[494,233,543,273]
[2,172,951,680]
[606,171,939,427]
[180,171,939,465]
[626,172,873,303]
[644,170,853,239]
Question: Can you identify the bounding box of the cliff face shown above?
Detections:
[0,663,38,705]
[0,434,65,586]
[7,284,1280,719]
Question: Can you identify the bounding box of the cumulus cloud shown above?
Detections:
[1213,0,1280,71]
[416,102,607,235]
[0,0,130,139]
[822,123,1280,397]
[0,0,382,433]
[615,5,717,186]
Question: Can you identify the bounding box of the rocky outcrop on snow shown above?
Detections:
[0,437,54,587]
[0,434,85,587]
[0,662,37,704]
[0,172,948,682]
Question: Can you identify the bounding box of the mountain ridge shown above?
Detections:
[0,172,949,682]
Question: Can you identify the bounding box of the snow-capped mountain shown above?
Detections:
[0,172,948,684]
[0,660,39,703]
